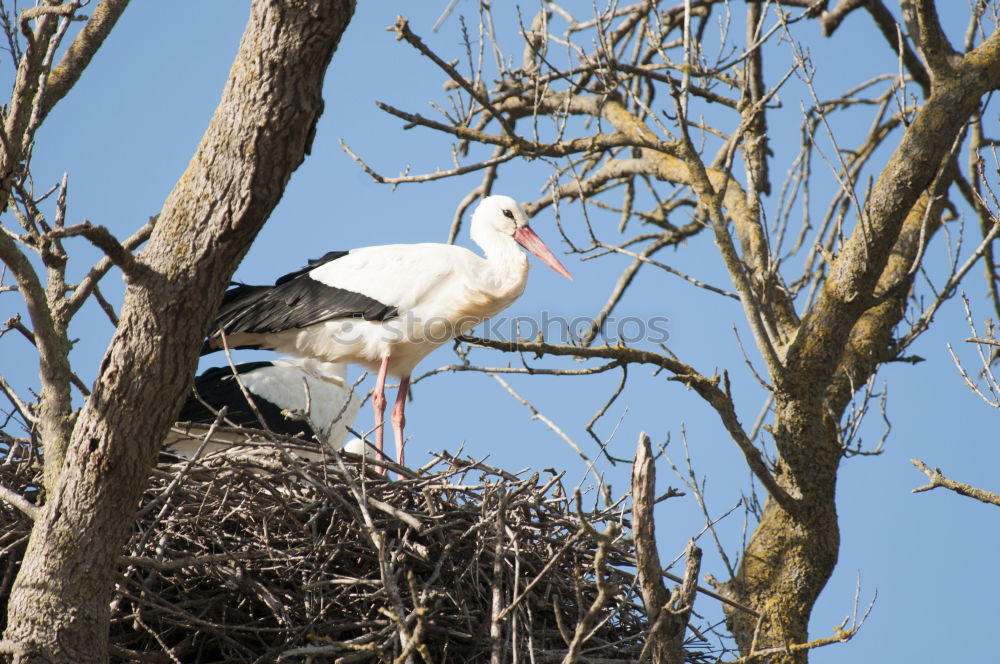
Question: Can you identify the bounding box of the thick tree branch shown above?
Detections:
[667,540,702,663]
[39,0,130,121]
[819,0,866,35]
[1,9,62,212]
[821,0,930,93]
[0,229,73,484]
[906,0,957,75]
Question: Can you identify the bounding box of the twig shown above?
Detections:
[488,372,591,467]
[910,457,1000,506]
[495,527,586,622]
[463,336,793,511]
[390,16,515,137]
[966,336,1000,347]
[341,138,518,185]
[489,492,508,664]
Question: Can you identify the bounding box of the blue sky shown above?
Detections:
[2,2,997,662]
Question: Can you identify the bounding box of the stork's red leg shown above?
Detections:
[391,375,410,466]
[372,355,391,472]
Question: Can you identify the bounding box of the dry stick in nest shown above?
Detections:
[489,491,509,664]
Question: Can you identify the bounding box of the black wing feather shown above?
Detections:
[179,362,316,440]
[210,252,398,338]
[274,251,348,285]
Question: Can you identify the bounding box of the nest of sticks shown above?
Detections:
[0,439,715,663]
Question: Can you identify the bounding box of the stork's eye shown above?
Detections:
[502,209,515,220]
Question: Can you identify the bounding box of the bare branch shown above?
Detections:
[631,432,671,663]
[0,373,36,425]
[671,119,786,384]
[581,239,670,346]
[896,220,1000,353]
[65,214,155,318]
[488,372,591,467]
[44,221,149,283]
[375,99,673,157]
[904,0,957,74]
[594,239,740,300]
[340,138,518,185]
[390,16,515,137]
[0,481,38,520]
[40,0,131,121]
[1,315,90,397]
[822,0,930,93]
[461,335,793,511]
[19,4,80,29]
[910,458,1000,507]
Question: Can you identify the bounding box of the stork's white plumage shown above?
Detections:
[166,358,366,460]
[203,195,572,467]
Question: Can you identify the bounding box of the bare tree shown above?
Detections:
[0,1,355,661]
[343,2,1000,661]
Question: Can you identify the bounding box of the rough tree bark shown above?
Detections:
[1,1,355,661]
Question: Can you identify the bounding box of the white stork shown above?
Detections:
[203,195,572,467]
[166,358,367,460]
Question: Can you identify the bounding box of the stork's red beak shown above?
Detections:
[514,227,573,280]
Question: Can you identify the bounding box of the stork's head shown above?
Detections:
[472,195,573,280]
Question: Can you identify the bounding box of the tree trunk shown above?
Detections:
[720,40,1000,660]
[2,2,355,661]
[724,400,842,661]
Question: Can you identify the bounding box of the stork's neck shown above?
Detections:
[474,231,530,298]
